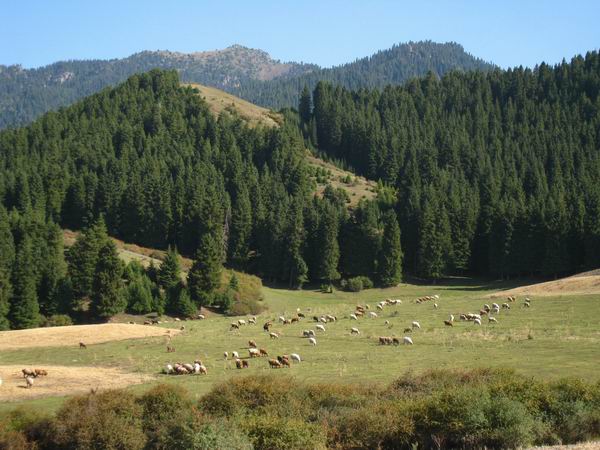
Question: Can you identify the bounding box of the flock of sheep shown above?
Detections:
[160,293,532,377]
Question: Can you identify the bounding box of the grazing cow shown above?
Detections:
[263,322,272,332]
[308,337,317,346]
[350,327,360,335]
[269,332,279,339]
[269,359,282,368]
[259,348,269,357]
[249,340,257,348]
[403,336,414,345]
[444,320,453,327]
[249,348,260,358]
[290,353,301,362]
[411,321,421,329]
[79,342,87,349]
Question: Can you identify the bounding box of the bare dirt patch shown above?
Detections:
[528,442,600,450]
[489,273,600,298]
[0,365,154,402]
[0,324,180,351]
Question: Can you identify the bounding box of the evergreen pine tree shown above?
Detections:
[91,240,125,319]
[9,237,40,329]
[0,270,11,330]
[157,246,181,290]
[188,232,223,307]
[378,211,403,286]
[299,85,312,125]
[317,207,340,285]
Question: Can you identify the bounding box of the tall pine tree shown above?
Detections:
[378,211,403,286]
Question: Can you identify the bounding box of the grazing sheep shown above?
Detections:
[34,369,47,377]
[377,304,383,311]
[269,359,282,368]
[259,348,269,357]
[369,312,378,318]
[444,320,453,327]
[350,327,360,335]
[316,324,326,332]
[165,364,174,374]
[492,303,500,310]
[167,345,175,353]
[223,352,229,360]
[290,353,301,363]
[25,376,34,389]
[403,336,414,345]
[269,332,279,339]
[474,318,482,325]
[232,351,239,359]
[230,323,240,330]
[249,348,260,358]
[403,328,412,333]
[193,362,201,373]
[302,330,311,337]
[277,356,291,367]
[22,368,35,378]
[278,316,286,323]
[449,314,455,322]
[411,321,421,329]
[434,303,438,309]
[79,342,87,349]
[249,317,256,324]
[308,330,316,337]
[488,317,498,323]
[350,314,358,320]
[290,317,299,323]
[460,314,468,321]
[384,320,390,325]
[235,359,243,369]
[197,314,205,320]
[392,337,401,345]
[183,363,194,372]
[197,365,208,375]
[379,336,392,345]
[175,365,189,375]
[308,337,317,346]
[502,303,511,310]
[524,302,531,308]
[297,312,305,318]
[249,340,257,348]
[263,322,272,331]
[238,319,247,326]
[319,316,327,323]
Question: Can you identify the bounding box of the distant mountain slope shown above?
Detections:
[232,41,495,109]
[0,45,316,129]
[0,41,492,129]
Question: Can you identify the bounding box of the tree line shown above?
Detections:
[300,51,600,279]
[0,69,402,329]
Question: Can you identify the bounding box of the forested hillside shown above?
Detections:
[234,41,494,109]
[301,51,600,278]
[0,70,402,329]
[0,45,315,129]
[0,41,491,129]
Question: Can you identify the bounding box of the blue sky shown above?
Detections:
[2,0,599,69]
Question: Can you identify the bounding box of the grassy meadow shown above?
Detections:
[1,278,599,414]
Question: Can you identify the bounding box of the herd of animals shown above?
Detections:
[8,294,531,390]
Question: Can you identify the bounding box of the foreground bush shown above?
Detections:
[4,369,600,450]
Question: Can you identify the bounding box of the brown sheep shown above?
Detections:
[269,332,279,339]
[34,369,48,377]
[79,342,87,349]
[167,345,175,353]
[392,337,400,346]
[22,368,35,378]
[297,312,305,318]
[444,320,454,327]
[263,322,272,332]
[403,328,412,333]
[268,359,282,368]
[249,348,260,358]
[230,323,240,330]
[248,340,257,348]
[259,348,269,357]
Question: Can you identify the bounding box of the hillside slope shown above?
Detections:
[0,45,315,129]
[0,41,492,129]
[489,270,600,298]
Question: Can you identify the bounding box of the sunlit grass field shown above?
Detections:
[1,278,599,414]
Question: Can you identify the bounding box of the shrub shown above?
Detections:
[41,314,73,327]
[243,414,327,450]
[47,390,146,450]
[343,276,374,292]
[179,418,253,450]
[228,297,265,316]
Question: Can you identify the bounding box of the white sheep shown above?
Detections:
[238,319,246,326]
[308,329,316,337]
[197,314,205,320]
[302,329,311,337]
[350,327,360,335]
[377,304,383,311]
[369,312,378,318]
[350,314,358,320]
[403,336,414,345]
[25,376,34,388]
[434,303,438,309]
[308,337,317,346]
[248,317,256,324]
[319,316,327,323]
[488,317,498,323]
[165,364,174,374]
[232,351,239,359]
[278,316,286,323]
[223,351,229,360]
[194,362,201,373]
[434,294,440,300]
[474,318,482,325]
[290,353,301,362]
[492,303,500,310]
[448,314,455,322]
[316,324,326,332]
[411,321,421,329]
[269,332,279,339]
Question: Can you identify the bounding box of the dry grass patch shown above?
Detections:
[0,365,154,402]
[0,324,180,351]
[489,272,600,297]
